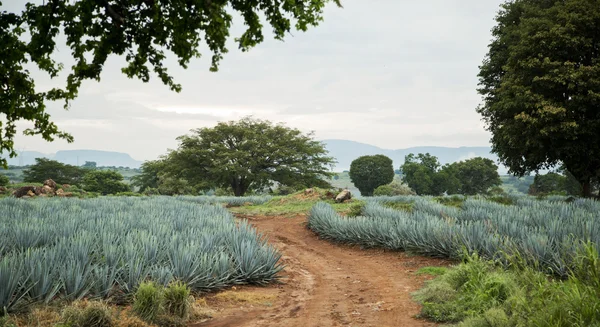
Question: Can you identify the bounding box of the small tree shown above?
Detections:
[82,161,97,168]
[82,170,130,195]
[400,153,441,195]
[444,157,501,195]
[0,174,9,186]
[23,158,85,185]
[131,160,165,192]
[349,155,394,196]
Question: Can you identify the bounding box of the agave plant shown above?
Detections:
[0,256,29,314]
[309,196,600,278]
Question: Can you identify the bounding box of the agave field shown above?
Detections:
[308,195,600,277]
[0,197,282,313]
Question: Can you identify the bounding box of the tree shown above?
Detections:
[82,161,97,168]
[82,170,129,195]
[400,153,441,195]
[349,155,394,196]
[164,117,335,196]
[23,158,85,185]
[0,174,8,186]
[446,157,501,195]
[477,0,600,197]
[528,172,567,196]
[131,160,165,192]
[0,0,341,168]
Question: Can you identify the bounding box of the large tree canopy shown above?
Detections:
[477,0,600,197]
[0,0,341,167]
[349,155,394,196]
[164,117,335,196]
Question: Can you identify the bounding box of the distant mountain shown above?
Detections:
[322,139,506,173]
[4,150,143,168]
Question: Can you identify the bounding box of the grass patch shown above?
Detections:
[381,201,413,212]
[435,195,466,208]
[213,290,276,306]
[229,189,361,216]
[413,245,600,326]
[415,266,448,276]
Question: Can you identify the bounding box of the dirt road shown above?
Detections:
[196,215,449,327]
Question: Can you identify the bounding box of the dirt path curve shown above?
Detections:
[196,215,449,327]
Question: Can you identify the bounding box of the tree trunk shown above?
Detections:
[582,179,592,198]
[231,179,246,196]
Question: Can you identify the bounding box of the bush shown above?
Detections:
[133,282,163,322]
[413,247,600,326]
[0,175,8,187]
[82,170,130,195]
[142,188,160,196]
[162,281,192,320]
[61,301,114,327]
[373,180,416,196]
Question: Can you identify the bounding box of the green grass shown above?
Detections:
[229,189,362,216]
[413,245,600,326]
[416,267,449,276]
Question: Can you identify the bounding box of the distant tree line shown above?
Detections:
[18,158,130,195]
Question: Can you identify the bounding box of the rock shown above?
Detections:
[13,186,37,198]
[62,184,71,189]
[27,190,35,197]
[56,189,64,196]
[335,189,352,203]
[0,186,6,193]
[43,179,57,190]
[304,188,314,195]
[34,187,42,195]
[41,185,54,195]
[59,192,73,197]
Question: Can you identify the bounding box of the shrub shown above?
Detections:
[61,301,114,327]
[133,282,163,322]
[0,175,8,187]
[142,188,160,196]
[373,180,416,196]
[162,281,192,320]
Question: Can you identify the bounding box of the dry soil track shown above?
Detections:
[195,215,449,327]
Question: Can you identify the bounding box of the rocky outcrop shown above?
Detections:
[14,178,60,198]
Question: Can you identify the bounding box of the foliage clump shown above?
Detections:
[373,180,415,196]
[60,301,115,327]
[349,155,395,196]
[414,246,600,327]
[400,154,501,196]
[477,0,600,197]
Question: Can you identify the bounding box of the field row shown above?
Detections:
[308,196,600,276]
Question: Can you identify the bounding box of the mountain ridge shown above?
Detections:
[2,140,504,172]
[3,150,143,168]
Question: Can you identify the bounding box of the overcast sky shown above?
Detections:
[6,0,505,161]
